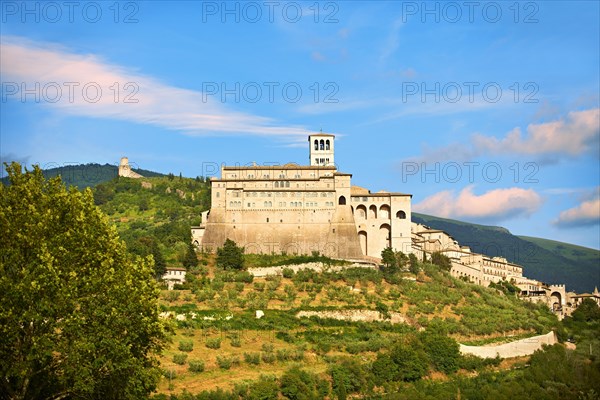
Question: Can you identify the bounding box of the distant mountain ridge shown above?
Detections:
[3,163,597,293]
[1,163,164,188]
[413,213,600,294]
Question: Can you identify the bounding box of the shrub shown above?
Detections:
[173,353,188,365]
[166,291,180,302]
[216,355,239,370]
[188,360,205,373]
[261,352,276,364]
[230,335,242,347]
[205,337,222,349]
[244,352,261,365]
[282,268,294,278]
[261,343,274,353]
[276,348,292,361]
[178,339,194,352]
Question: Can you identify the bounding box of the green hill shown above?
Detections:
[1,163,164,189]
[3,163,596,293]
[413,213,600,293]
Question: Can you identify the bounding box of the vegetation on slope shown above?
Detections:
[152,247,569,397]
[413,213,600,293]
[92,175,211,275]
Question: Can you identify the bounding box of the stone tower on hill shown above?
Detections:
[118,157,143,179]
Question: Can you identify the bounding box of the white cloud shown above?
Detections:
[411,108,600,163]
[554,189,600,228]
[413,186,543,221]
[0,35,309,138]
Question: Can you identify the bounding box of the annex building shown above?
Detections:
[194,134,412,260]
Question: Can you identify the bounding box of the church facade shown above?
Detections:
[195,134,412,260]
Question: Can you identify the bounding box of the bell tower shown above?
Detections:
[308,132,335,166]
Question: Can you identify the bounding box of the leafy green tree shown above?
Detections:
[0,163,168,400]
[396,251,409,269]
[183,241,198,269]
[420,332,460,374]
[572,298,600,322]
[217,239,245,270]
[381,247,397,270]
[430,252,452,271]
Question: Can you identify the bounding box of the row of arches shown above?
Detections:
[358,223,391,255]
[351,204,406,220]
[314,139,331,151]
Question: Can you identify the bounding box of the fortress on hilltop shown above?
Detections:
[188,133,591,319]
[194,133,412,260]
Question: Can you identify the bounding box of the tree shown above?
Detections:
[183,241,199,269]
[420,332,460,374]
[430,252,452,271]
[216,239,245,270]
[0,163,168,400]
[572,298,600,322]
[381,247,397,269]
[409,253,420,274]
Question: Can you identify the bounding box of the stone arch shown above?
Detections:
[244,243,262,254]
[193,240,200,248]
[325,139,330,150]
[284,243,300,255]
[396,210,406,219]
[369,204,377,219]
[358,231,368,256]
[380,223,391,248]
[322,242,338,257]
[320,139,325,150]
[314,139,318,150]
[550,291,562,311]
[356,205,367,219]
[338,195,347,205]
[379,204,391,219]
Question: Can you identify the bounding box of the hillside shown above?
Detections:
[3,163,596,292]
[1,163,164,188]
[153,255,573,398]
[413,213,600,293]
[92,175,211,272]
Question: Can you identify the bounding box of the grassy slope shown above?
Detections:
[413,213,600,293]
[155,258,559,395]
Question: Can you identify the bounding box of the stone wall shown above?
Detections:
[459,331,557,359]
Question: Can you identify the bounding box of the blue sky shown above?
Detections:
[1,1,599,249]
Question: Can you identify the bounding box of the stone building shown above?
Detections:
[118,157,143,179]
[196,134,412,260]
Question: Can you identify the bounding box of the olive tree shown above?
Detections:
[0,164,168,400]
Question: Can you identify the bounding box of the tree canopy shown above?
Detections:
[0,163,168,400]
[216,239,245,270]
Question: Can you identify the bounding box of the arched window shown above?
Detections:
[285,181,290,188]
[274,181,279,188]
[396,210,406,219]
[314,139,318,150]
[325,140,330,150]
[338,195,346,205]
[320,139,325,150]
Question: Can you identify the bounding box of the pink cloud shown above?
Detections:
[411,108,599,163]
[554,192,600,228]
[414,186,542,221]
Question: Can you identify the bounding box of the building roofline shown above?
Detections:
[351,193,412,197]
[222,165,337,170]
